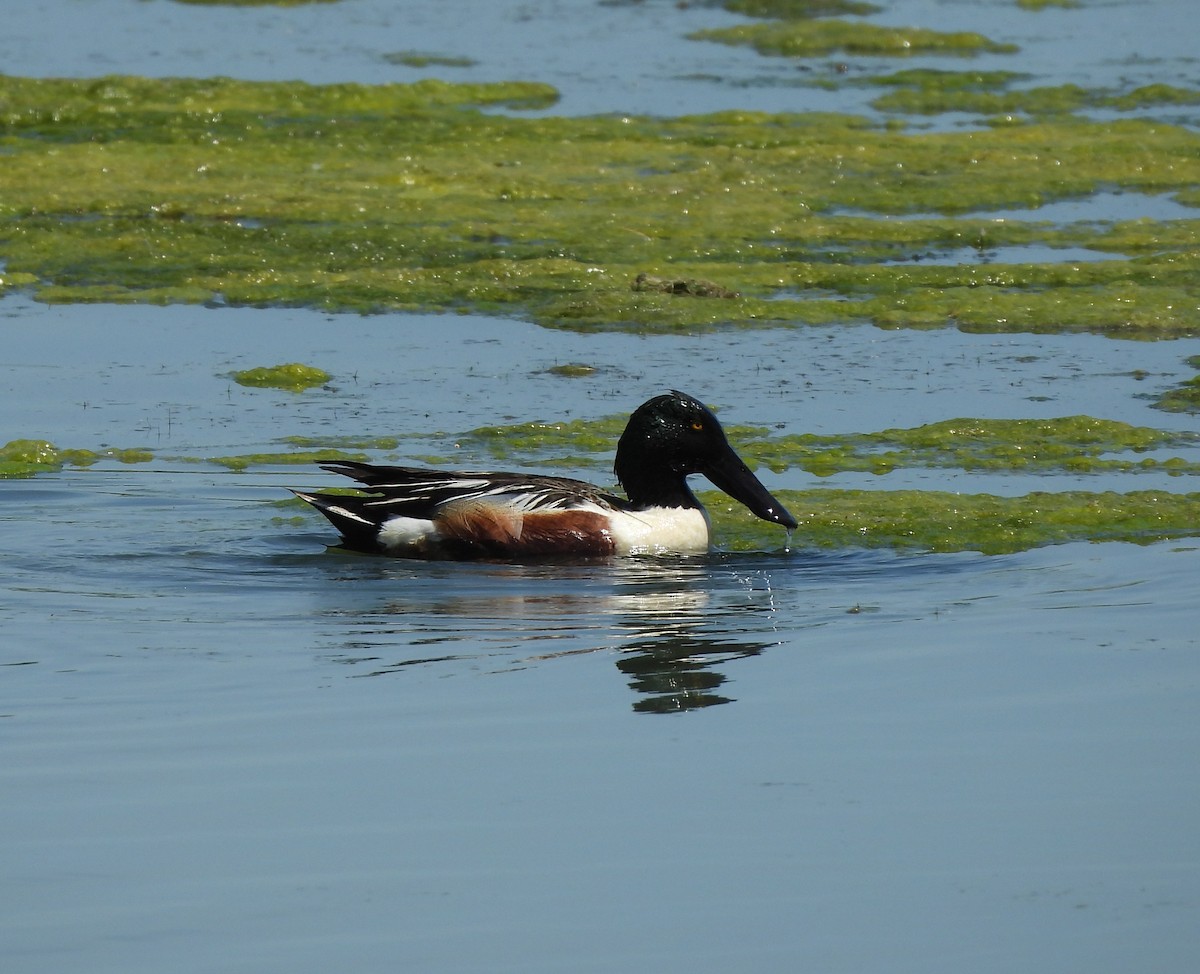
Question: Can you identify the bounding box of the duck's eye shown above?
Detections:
[691,420,704,431]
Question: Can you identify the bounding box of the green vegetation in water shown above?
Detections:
[282,480,1200,554]
[689,20,1018,58]
[280,435,402,450]
[0,268,38,294]
[543,363,599,377]
[2,74,1199,338]
[749,416,1200,477]
[717,488,1200,554]
[1016,0,1079,9]
[205,449,367,472]
[230,363,332,391]
[1155,377,1200,414]
[9,410,1181,483]
[0,439,153,478]
[461,416,629,463]
[722,0,882,17]
[444,413,1200,478]
[6,426,1198,553]
[869,70,1200,117]
[1153,356,1200,414]
[383,51,477,69]
[171,0,342,6]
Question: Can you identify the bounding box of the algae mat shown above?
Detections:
[2,73,1199,337]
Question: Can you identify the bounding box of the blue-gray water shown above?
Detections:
[3,1,1200,972]
[4,297,1198,974]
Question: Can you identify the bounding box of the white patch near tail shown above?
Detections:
[377,516,439,553]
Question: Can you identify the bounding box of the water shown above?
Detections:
[3,0,1199,121]
[5,492,1199,972]
[3,1,1200,972]
[3,296,1198,973]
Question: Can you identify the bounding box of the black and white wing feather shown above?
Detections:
[315,461,630,518]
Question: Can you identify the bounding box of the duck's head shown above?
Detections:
[614,390,797,529]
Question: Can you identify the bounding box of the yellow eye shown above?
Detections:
[691,421,704,431]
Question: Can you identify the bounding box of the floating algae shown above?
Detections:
[230,363,332,391]
[2,74,1198,338]
[205,449,365,472]
[721,1,883,18]
[869,71,1200,117]
[435,412,1200,478]
[1153,356,1200,414]
[0,439,153,478]
[689,20,1018,59]
[713,488,1200,554]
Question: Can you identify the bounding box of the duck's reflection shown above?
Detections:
[317,557,785,713]
[603,576,778,712]
[617,634,755,713]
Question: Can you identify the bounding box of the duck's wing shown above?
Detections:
[294,462,631,558]
[317,461,629,517]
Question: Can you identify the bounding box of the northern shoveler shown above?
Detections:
[293,390,796,559]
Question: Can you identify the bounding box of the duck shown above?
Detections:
[292,390,797,559]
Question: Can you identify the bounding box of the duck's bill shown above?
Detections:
[704,445,798,530]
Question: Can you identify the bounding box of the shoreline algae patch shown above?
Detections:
[1,73,1199,337]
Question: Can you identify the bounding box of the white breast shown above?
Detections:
[606,506,711,556]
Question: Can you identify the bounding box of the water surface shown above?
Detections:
[4,296,1199,974]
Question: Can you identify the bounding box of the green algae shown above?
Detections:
[715,488,1200,553]
[2,74,1200,338]
[0,269,38,293]
[385,52,477,69]
[543,363,599,377]
[12,410,1188,485]
[435,413,1200,478]
[280,435,402,450]
[871,74,1200,117]
[871,68,1028,92]
[723,0,882,17]
[1155,376,1200,413]
[230,363,331,391]
[1153,356,1200,414]
[0,439,61,477]
[690,20,1018,58]
[749,417,1200,477]
[206,449,366,472]
[171,0,351,6]
[0,73,557,133]
[1016,0,1078,9]
[463,417,628,461]
[5,428,1197,552]
[278,446,1200,552]
[0,439,154,478]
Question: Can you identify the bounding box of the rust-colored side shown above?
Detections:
[436,500,616,557]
